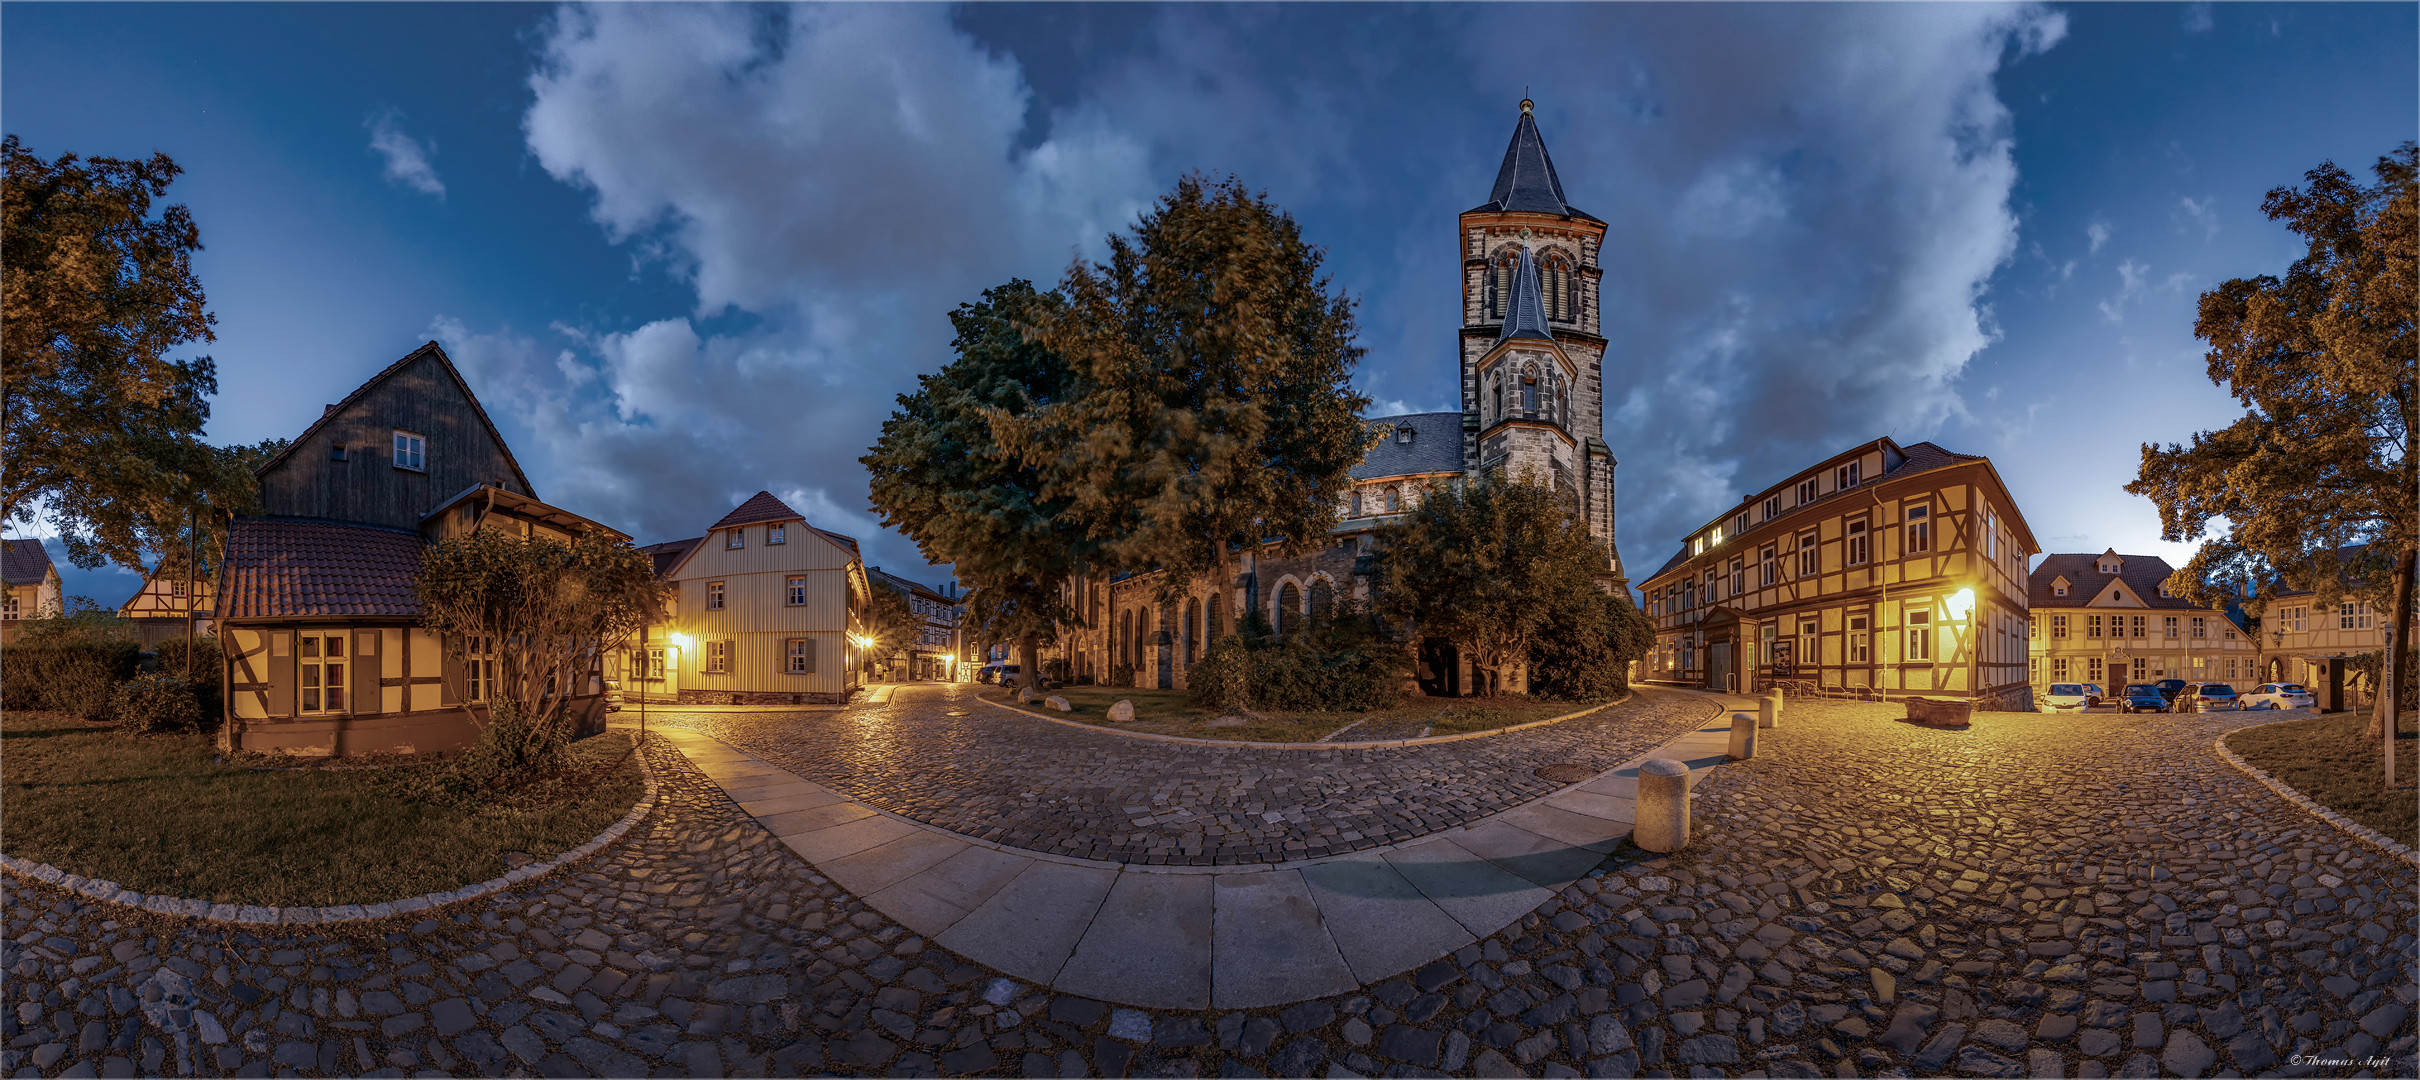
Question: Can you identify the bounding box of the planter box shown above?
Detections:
[1905,697,1973,728]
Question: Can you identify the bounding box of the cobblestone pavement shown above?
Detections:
[8,695,2415,1078]
[640,684,1715,866]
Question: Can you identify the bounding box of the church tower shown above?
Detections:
[1460,99,1623,581]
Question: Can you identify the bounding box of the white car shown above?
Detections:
[2042,683,2094,712]
[2238,682,2315,710]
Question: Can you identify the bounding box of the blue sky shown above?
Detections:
[5,2,2413,608]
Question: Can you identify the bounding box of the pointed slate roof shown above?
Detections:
[1471,101,1600,222]
[709,491,804,530]
[1,537,56,587]
[1496,243,1556,346]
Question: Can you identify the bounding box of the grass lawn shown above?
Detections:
[2227,709,2418,839]
[978,684,1620,742]
[1,712,644,908]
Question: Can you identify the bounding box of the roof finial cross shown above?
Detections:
[1520,90,1533,115]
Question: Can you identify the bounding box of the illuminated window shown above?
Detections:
[1906,611,1932,661]
[1845,519,1869,565]
[1905,504,1932,554]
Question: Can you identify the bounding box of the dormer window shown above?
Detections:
[2052,577,2070,597]
[1396,425,1413,445]
[1763,496,1779,521]
[1836,461,1861,489]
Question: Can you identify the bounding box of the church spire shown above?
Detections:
[1477,97,1576,217]
[1496,239,1554,345]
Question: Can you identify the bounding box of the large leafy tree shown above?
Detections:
[413,528,664,780]
[863,280,1091,690]
[2,136,253,569]
[2128,142,2415,753]
[1006,174,1370,594]
[1373,475,1616,697]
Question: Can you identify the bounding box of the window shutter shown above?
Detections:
[805,637,818,674]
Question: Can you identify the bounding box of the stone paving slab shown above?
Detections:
[775,813,919,864]
[863,844,1034,938]
[933,859,1117,984]
[1210,870,1361,1008]
[1381,835,1558,937]
[1299,856,1480,983]
[816,830,971,898]
[1056,873,1216,1009]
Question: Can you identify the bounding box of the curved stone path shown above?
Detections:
[5,690,2413,1078]
[642,683,1717,867]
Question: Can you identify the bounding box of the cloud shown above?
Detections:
[485,2,2070,585]
[2184,2,2214,34]
[2100,258,2149,323]
[366,108,444,198]
[2177,195,2220,239]
[2086,218,2110,254]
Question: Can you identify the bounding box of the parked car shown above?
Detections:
[2153,679,2189,704]
[2119,684,2168,713]
[2176,682,2240,712]
[976,662,1021,685]
[2082,682,2106,708]
[2238,682,2315,710]
[2042,683,2094,712]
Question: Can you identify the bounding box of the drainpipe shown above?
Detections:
[1872,486,1889,703]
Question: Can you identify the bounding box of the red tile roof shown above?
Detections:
[2,538,56,586]
[709,491,805,530]
[218,518,428,620]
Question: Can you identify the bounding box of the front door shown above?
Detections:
[1710,642,1733,693]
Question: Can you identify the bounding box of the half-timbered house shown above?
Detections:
[1640,438,2039,707]
[214,342,626,755]
[2025,550,2252,695]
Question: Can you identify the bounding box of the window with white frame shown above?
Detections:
[2052,657,2069,680]
[1836,461,1861,488]
[1906,610,1931,661]
[1797,478,1818,504]
[1982,509,1997,561]
[463,635,495,702]
[768,524,786,544]
[786,576,807,606]
[1728,558,1743,597]
[1732,512,1749,537]
[2087,657,2102,682]
[705,639,730,674]
[785,638,815,674]
[1845,518,1869,565]
[2164,615,2179,639]
[1759,544,1777,587]
[2342,602,2372,629]
[1797,530,1818,576]
[2130,615,2146,639]
[2133,657,2149,681]
[727,528,744,549]
[1,593,15,621]
[639,647,666,681]
[707,581,725,610]
[1905,504,1932,553]
[298,630,348,714]
[2191,616,2207,639]
[2087,614,2102,639]
[2052,614,2068,639]
[392,430,426,471]
[1763,496,1780,521]
[1848,616,1869,663]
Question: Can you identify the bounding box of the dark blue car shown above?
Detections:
[2120,684,2167,713]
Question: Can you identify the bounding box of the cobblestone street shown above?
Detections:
[4,691,2414,1078]
[639,685,1715,866]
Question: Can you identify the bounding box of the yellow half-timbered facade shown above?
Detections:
[2025,550,2253,694]
[1639,438,2038,707]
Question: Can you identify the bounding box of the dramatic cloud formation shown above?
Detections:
[366,108,444,198]
[454,2,2068,585]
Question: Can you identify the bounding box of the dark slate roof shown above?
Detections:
[2,537,56,586]
[1351,413,1465,481]
[1496,244,1555,345]
[2028,553,2200,611]
[2266,543,2375,599]
[251,342,537,499]
[218,518,427,620]
[639,537,702,580]
[814,528,859,555]
[1470,105,1600,222]
[870,566,953,604]
[709,491,804,530]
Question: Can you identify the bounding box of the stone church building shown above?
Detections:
[1049,100,1625,695]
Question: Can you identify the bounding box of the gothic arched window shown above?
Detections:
[1184,597,1200,665]
[1522,374,1539,414]
[1490,376,1504,423]
[1485,250,1520,320]
[1118,610,1132,667]
[1276,582,1301,636]
[1384,486,1401,513]
[1540,252,1572,323]
[1350,488,1364,516]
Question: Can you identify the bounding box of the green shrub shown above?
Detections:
[0,638,142,720]
[1188,602,1407,713]
[1528,588,1651,702]
[150,634,222,717]
[113,672,210,734]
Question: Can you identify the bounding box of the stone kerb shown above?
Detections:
[0,738,662,925]
[977,687,1633,750]
[2215,717,2420,869]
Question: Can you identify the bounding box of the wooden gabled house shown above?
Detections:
[215,342,629,755]
[622,491,870,705]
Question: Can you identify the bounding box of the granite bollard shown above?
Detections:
[1729,713,1758,759]
[1760,692,1781,729]
[1633,759,1691,852]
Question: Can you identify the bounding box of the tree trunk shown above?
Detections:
[1017,632,1042,693]
[2371,550,2413,779]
